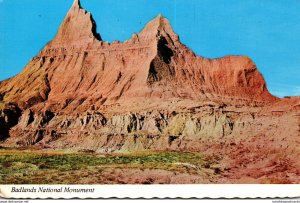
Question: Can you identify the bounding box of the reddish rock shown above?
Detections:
[0,0,299,184]
[0,0,277,112]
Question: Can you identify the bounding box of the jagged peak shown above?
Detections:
[46,0,101,48]
[72,0,82,8]
[139,14,178,41]
[155,14,171,30]
[142,14,173,32]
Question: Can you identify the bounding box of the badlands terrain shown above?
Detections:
[0,0,299,184]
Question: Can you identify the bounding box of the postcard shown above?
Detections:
[0,0,299,199]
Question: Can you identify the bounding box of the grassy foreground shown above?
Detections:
[0,149,216,184]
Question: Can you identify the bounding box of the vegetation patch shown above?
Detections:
[0,149,214,184]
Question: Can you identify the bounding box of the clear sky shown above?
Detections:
[0,0,299,97]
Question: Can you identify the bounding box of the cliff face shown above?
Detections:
[0,0,299,169]
[0,0,276,112]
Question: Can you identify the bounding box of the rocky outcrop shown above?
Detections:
[48,0,102,48]
[0,103,21,141]
[0,0,298,159]
[5,98,299,155]
[0,0,277,114]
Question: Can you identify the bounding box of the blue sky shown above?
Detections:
[0,0,299,97]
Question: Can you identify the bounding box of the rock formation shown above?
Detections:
[0,0,299,183]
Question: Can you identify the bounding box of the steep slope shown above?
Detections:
[0,0,277,114]
[48,0,102,47]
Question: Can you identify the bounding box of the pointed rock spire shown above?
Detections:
[139,14,179,43]
[72,0,82,8]
[144,15,174,32]
[47,0,101,48]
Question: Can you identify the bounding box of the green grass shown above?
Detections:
[0,149,214,184]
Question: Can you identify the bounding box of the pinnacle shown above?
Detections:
[154,14,168,26]
[46,0,102,47]
[72,0,82,8]
[145,14,169,27]
[139,14,177,40]
[156,13,163,19]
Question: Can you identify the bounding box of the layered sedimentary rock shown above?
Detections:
[0,0,276,111]
[0,0,299,177]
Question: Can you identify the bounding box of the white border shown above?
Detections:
[1,185,299,199]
